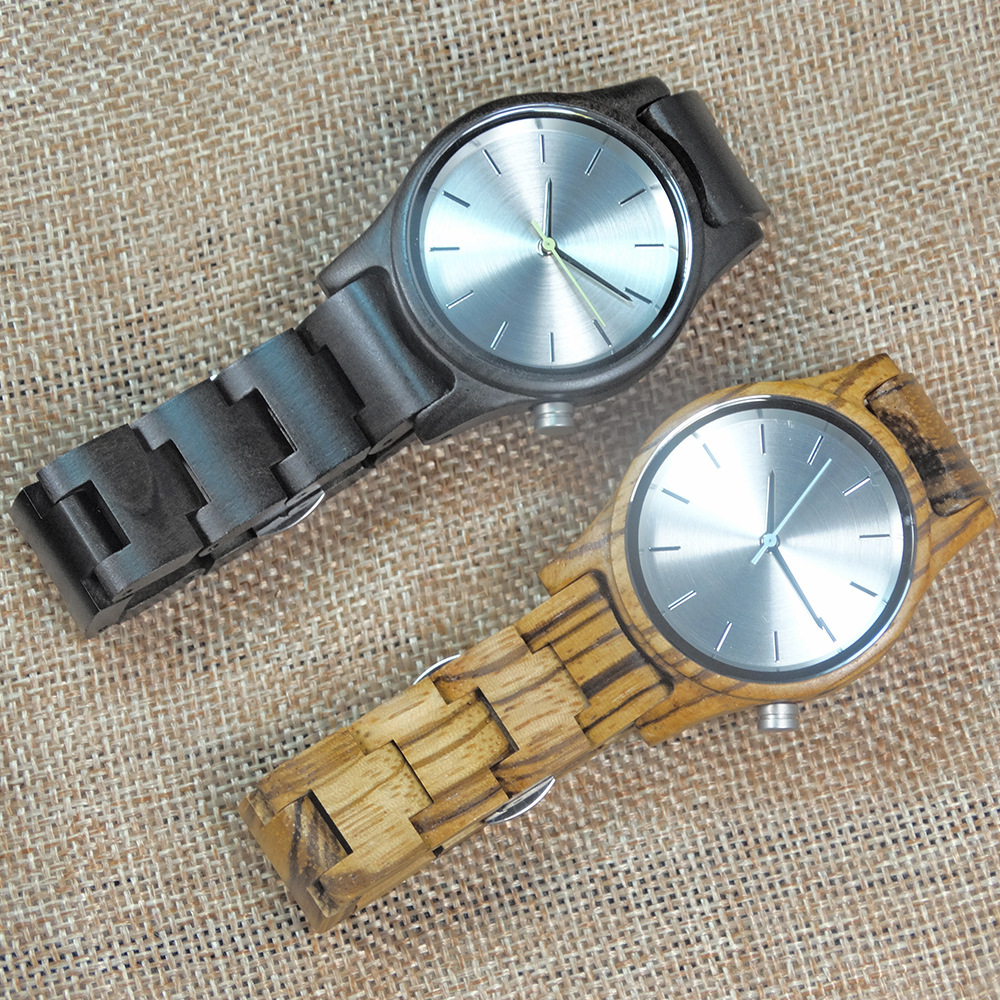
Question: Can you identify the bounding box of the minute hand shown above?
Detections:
[771,547,835,639]
[555,249,633,303]
[750,457,833,565]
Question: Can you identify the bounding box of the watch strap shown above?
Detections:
[11,273,448,635]
[638,90,770,229]
[867,372,992,517]
[239,573,669,931]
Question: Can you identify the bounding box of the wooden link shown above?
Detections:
[867,372,992,517]
[240,727,367,930]
[250,728,365,818]
[516,575,671,746]
[312,742,432,846]
[307,743,435,921]
[390,693,512,800]
[240,790,351,930]
[349,676,452,754]
[409,771,510,851]
[429,626,593,792]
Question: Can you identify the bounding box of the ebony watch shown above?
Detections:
[11,77,768,635]
[239,355,994,931]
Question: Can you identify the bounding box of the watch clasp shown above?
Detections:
[256,489,326,537]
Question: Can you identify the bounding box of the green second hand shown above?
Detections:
[531,220,604,326]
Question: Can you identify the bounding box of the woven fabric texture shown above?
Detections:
[2,2,998,997]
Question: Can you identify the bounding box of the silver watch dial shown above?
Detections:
[415,111,688,372]
[625,399,916,682]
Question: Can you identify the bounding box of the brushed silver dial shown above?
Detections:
[416,112,687,371]
[626,399,916,681]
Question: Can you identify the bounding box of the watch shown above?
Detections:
[238,355,994,931]
[10,76,769,635]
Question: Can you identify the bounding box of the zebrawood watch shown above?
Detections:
[10,76,768,635]
[240,355,994,931]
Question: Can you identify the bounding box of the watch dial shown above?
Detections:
[414,112,688,372]
[625,399,916,682]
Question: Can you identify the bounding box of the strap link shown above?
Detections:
[867,372,992,517]
[639,90,769,229]
[11,276,449,635]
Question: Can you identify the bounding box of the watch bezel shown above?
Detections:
[387,93,704,402]
[622,395,918,684]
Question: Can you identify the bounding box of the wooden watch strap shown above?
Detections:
[240,573,669,931]
[868,372,991,517]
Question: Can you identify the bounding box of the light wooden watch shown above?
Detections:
[239,355,994,931]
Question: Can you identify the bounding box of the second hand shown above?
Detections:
[751,458,833,565]
[531,220,605,326]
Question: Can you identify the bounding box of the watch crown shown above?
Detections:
[533,401,575,436]
[756,702,801,733]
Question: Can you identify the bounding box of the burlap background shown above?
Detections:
[2,1,998,997]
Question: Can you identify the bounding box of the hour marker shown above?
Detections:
[702,443,721,469]
[619,189,645,205]
[635,243,664,248]
[715,621,733,652]
[624,287,652,304]
[446,290,475,309]
[860,533,891,539]
[759,424,766,455]
[773,631,780,662]
[648,545,681,552]
[843,476,871,496]
[490,321,508,350]
[539,134,546,163]
[443,191,470,208]
[594,320,612,347]
[660,488,689,504]
[482,149,502,175]
[668,590,697,610]
[807,434,824,465]
[549,331,555,364]
[429,246,460,252]
[850,581,878,597]
[585,147,602,175]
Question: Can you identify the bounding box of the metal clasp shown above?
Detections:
[256,490,326,537]
[414,653,556,824]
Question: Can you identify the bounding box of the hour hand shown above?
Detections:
[751,458,832,564]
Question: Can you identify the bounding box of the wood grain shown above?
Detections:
[868,371,992,516]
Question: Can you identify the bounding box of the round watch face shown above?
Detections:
[412,110,690,374]
[625,398,917,682]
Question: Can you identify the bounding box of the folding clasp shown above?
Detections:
[256,489,326,537]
